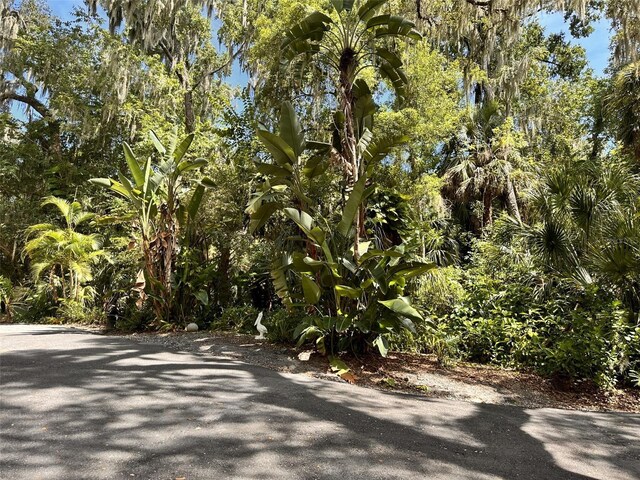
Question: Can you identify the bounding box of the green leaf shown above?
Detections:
[117,170,134,195]
[178,158,207,173]
[301,275,321,304]
[355,241,372,256]
[305,141,332,151]
[143,157,152,195]
[123,143,144,186]
[398,317,417,333]
[194,290,209,306]
[249,202,281,234]
[148,130,166,154]
[375,47,402,68]
[281,12,331,52]
[89,178,111,188]
[200,177,216,188]
[337,175,367,237]
[282,38,322,62]
[373,335,389,357]
[331,0,344,12]
[357,128,374,157]
[335,316,352,332]
[255,162,293,177]
[378,60,408,101]
[188,185,206,220]
[340,257,357,273]
[389,261,436,279]
[106,180,131,199]
[331,0,355,12]
[363,134,409,164]
[284,208,314,233]
[334,285,362,299]
[371,16,421,40]
[303,155,329,178]
[292,252,319,273]
[296,325,323,347]
[354,83,376,128]
[279,102,304,157]
[174,133,194,162]
[257,130,297,166]
[366,13,391,28]
[378,297,423,321]
[303,256,325,268]
[271,260,291,306]
[308,226,326,245]
[329,356,350,375]
[357,0,387,22]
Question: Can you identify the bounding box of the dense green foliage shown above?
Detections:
[1,0,639,388]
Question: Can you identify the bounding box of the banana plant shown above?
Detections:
[248,102,434,355]
[284,207,436,356]
[282,0,421,106]
[91,128,211,324]
[281,0,420,254]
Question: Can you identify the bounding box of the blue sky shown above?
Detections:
[539,12,610,75]
[45,1,612,79]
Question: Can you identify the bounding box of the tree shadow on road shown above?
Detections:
[1,330,638,479]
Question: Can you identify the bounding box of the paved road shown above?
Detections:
[1,325,638,480]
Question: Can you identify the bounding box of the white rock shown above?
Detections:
[186,323,199,332]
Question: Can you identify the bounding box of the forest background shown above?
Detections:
[1,0,639,390]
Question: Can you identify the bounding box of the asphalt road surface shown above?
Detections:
[1,324,638,480]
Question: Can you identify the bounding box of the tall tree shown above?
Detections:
[281,0,421,256]
[442,102,525,232]
[88,0,229,133]
[608,61,640,163]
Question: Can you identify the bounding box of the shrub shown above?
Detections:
[114,307,155,332]
[389,320,460,366]
[210,306,259,334]
[55,300,105,325]
[11,286,55,323]
[412,266,465,315]
[265,309,306,344]
[439,274,640,388]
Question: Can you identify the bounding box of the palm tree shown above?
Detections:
[441,102,523,233]
[281,0,420,255]
[608,61,640,163]
[24,197,106,303]
[91,129,210,323]
[513,160,640,312]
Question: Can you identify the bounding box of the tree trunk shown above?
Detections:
[49,268,58,302]
[339,51,362,260]
[184,90,195,134]
[161,209,177,322]
[483,189,493,230]
[216,244,232,308]
[0,92,62,159]
[49,120,62,160]
[504,176,521,222]
[60,265,66,300]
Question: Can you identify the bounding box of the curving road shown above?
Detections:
[1,325,638,480]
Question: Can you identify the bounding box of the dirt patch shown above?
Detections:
[340,351,640,413]
[104,329,639,413]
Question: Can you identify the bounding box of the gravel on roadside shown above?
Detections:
[108,328,640,413]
